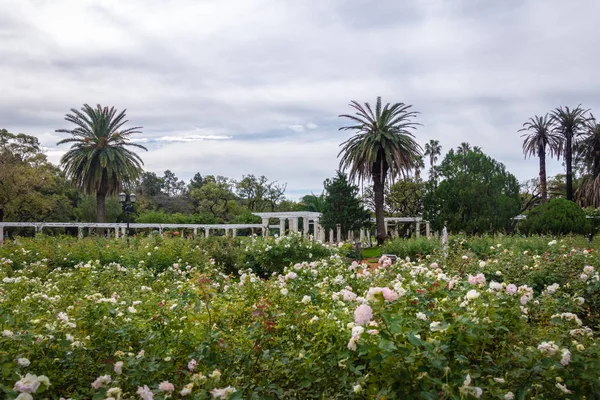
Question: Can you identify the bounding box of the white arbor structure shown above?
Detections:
[0,215,431,245]
[0,222,263,243]
[252,211,324,240]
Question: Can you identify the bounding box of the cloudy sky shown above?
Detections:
[1,0,599,199]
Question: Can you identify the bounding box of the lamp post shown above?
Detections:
[119,192,136,243]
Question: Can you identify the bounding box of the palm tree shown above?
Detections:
[56,104,147,222]
[338,97,422,245]
[551,105,590,201]
[424,139,442,169]
[575,115,600,206]
[456,142,471,155]
[301,192,326,212]
[414,155,425,180]
[519,114,562,203]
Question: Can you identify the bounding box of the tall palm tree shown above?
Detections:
[551,105,590,201]
[456,142,471,155]
[519,114,562,203]
[424,139,442,169]
[414,155,425,180]
[575,115,600,206]
[338,97,422,245]
[56,104,147,222]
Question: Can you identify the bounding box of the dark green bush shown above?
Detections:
[519,198,590,235]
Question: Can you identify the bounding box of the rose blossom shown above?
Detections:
[91,375,111,390]
[137,385,154,400]
[505,284,517,295]
[17,358,30,367]
[14,373,41,393]
[159,381,175,392]
[354,304,373,325]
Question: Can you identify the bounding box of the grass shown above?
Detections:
[362,246,381,259]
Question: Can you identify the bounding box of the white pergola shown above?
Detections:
[0,222,263,243]
[378,217,431,239]
[252,212,324,240]
[252,212,431,243]
[0,215,431,244]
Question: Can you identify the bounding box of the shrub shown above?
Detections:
[519,198,590,235]
[381,237,441,260]
[239,233,336,277]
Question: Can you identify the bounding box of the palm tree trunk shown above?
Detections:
[373,170,386,246]
[566,134,573,201]
[96,191,106,223]
[539,145,548,203]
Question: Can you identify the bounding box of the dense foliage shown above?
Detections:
[1,235,599,398]
[320,171,371,239]
[423,149,521,235]
[519,198,590,235]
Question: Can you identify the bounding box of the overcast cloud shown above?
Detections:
[1,0,599,199]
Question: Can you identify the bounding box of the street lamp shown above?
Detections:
[120,192,136,243]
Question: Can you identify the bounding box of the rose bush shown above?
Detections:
[0,236,599,398]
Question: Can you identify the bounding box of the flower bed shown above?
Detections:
[0,237,599,398]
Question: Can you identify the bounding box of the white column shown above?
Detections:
[120,227,126,238]
[193,227,198,237]
[114,227,118,239]
[329,228,334,244]
[425,222,430,238]
[336,224,342,242]
[224,229,229,238]
[359,228,365,244]
[0,226,4,244]
[205,227,210,237]
[303,217,309,238]
[384,220,389,235]
[416,221,421,238]
[232,229,237,238]
[262,218,269,237]
[279,218,286,236]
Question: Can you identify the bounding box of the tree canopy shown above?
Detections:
[320,171,371,239]
[423,149,521,234]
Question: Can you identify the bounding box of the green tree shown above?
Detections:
[575,116,600,207]
[56,104,147,222]
[456,142,472,155]
[320,171,371,240]
[190,176,238,221]
[236,175,270,211]
[413,155,425,181]
[551,105,590,201]
[519,114,562,203]
[0,129,75,222]
[188,173,204,191]
[423,149,521,234]
[137,172,164,197]
[162,169,186,197]
[386,178,425,217]
[338,97,422,245]
[301,193,326,212]
[75,195,123,223]
[424,139,442,168]
[424,139,442,182]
